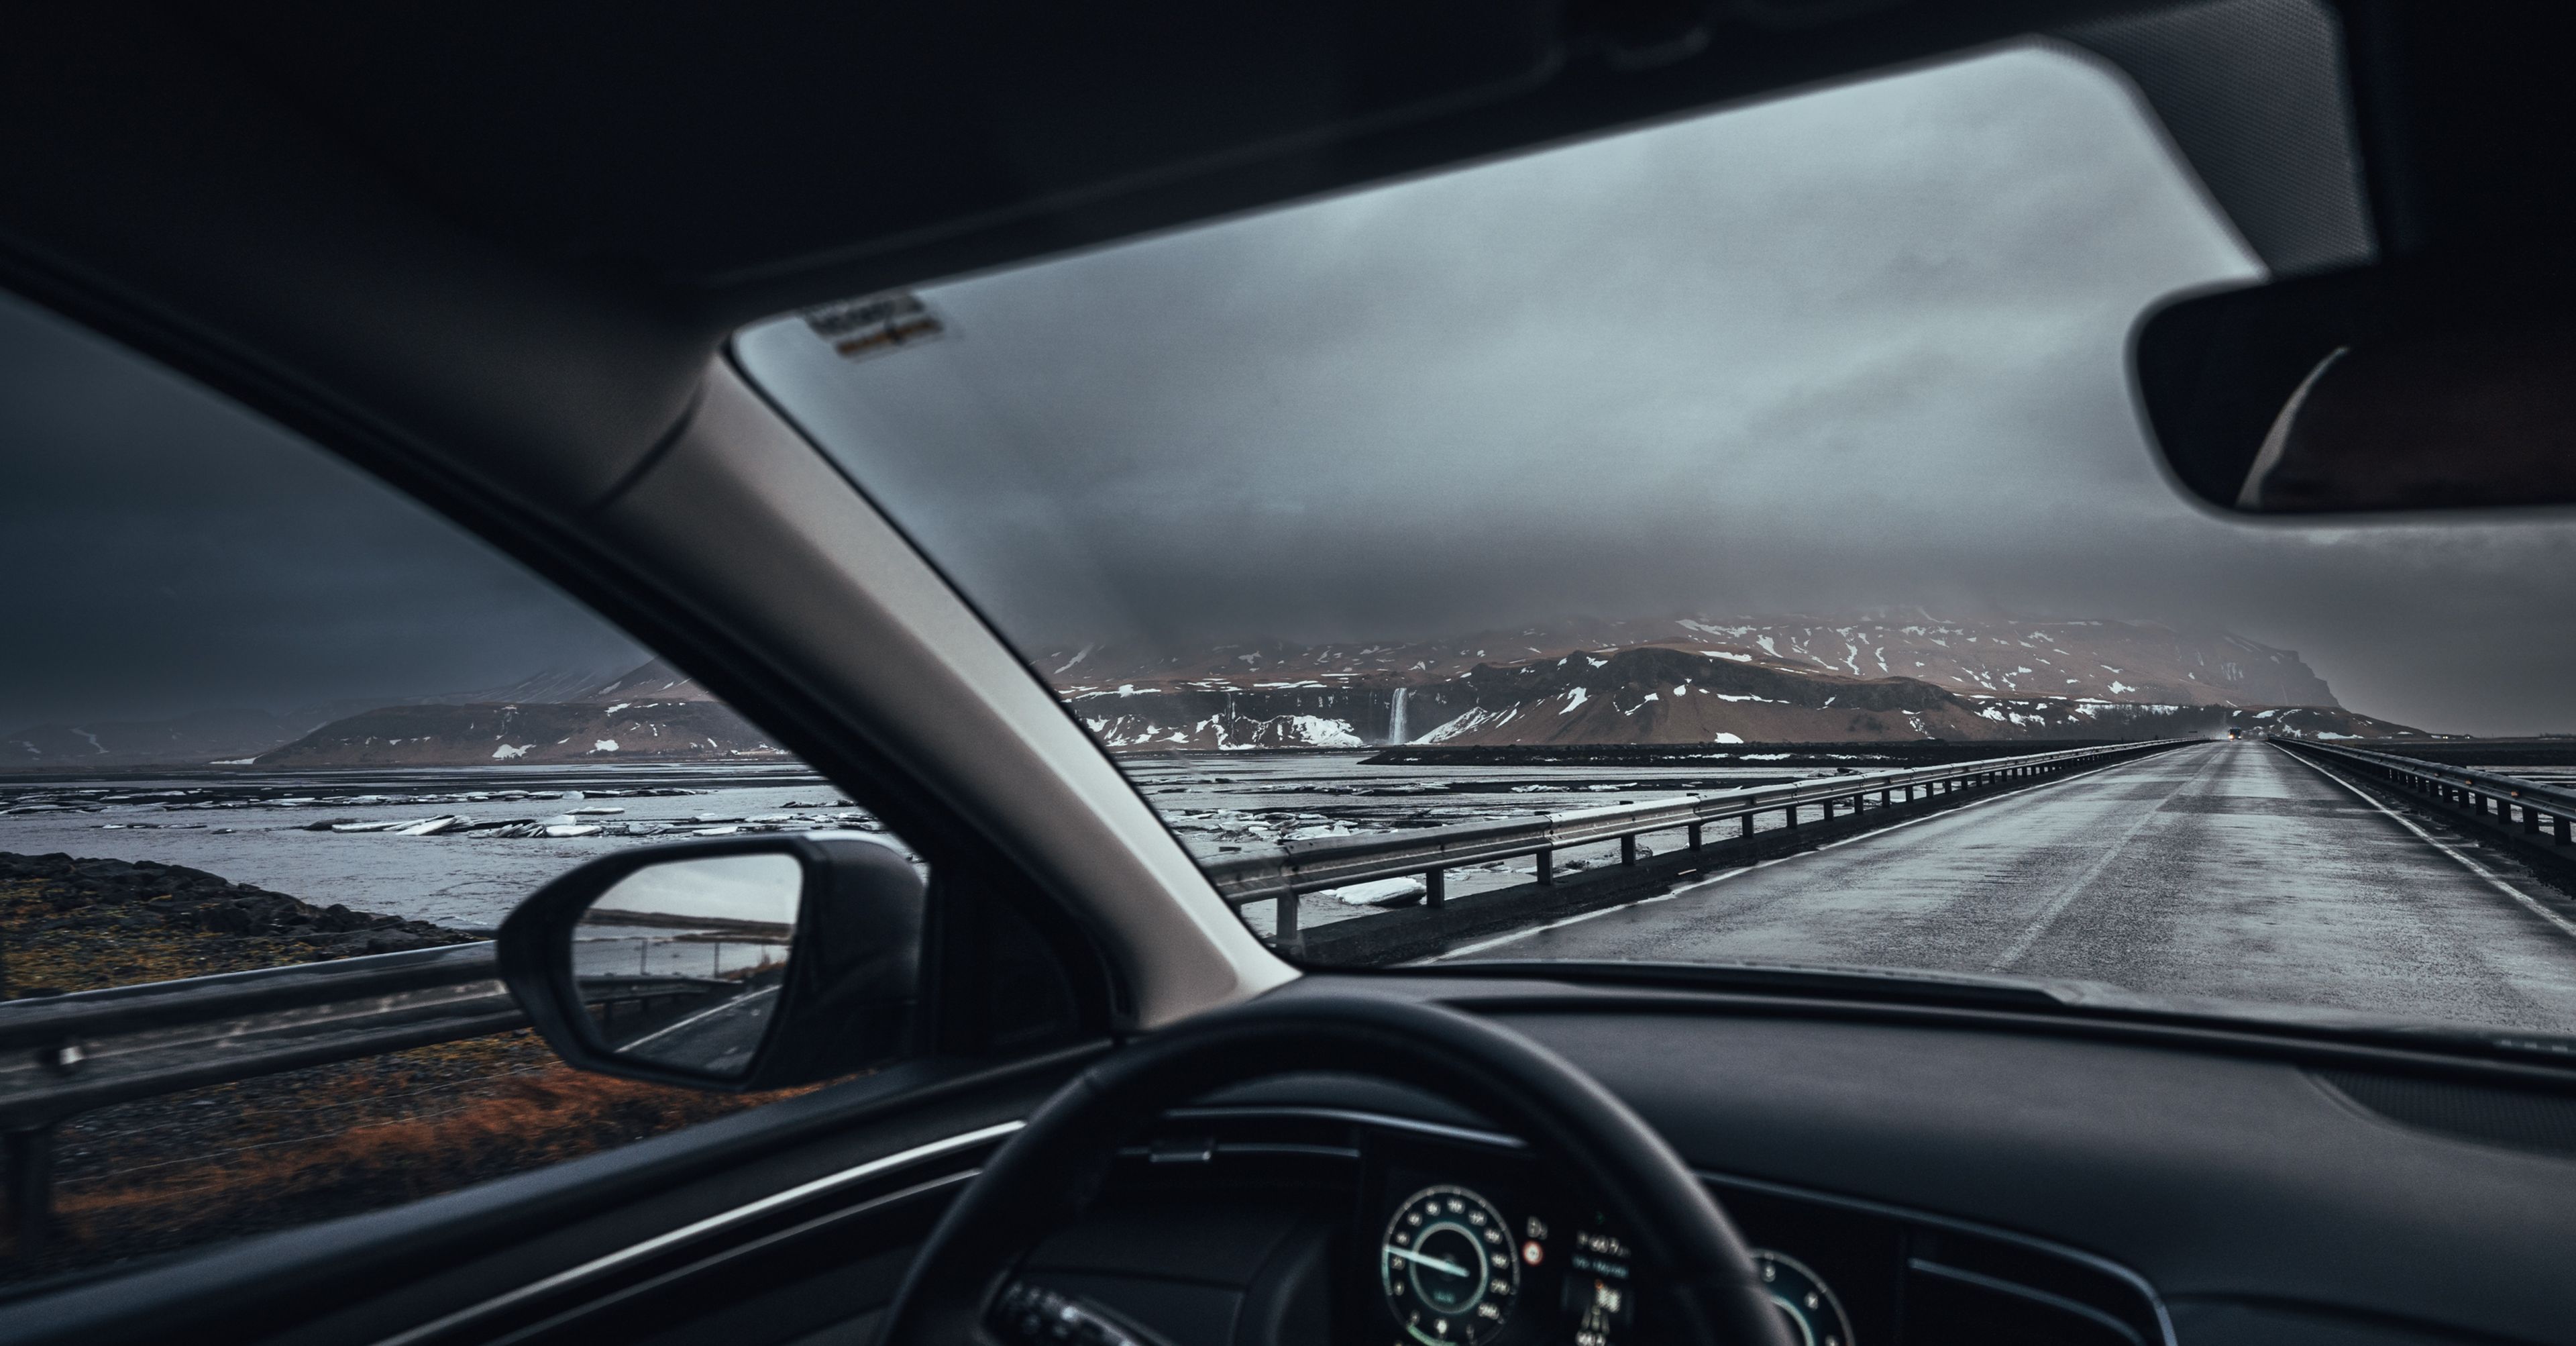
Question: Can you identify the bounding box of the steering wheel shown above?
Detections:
[875,991,1792,1345]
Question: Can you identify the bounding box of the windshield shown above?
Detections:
[736,43,2576,1042]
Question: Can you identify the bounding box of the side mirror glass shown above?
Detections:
[2135,262,2576,513]
[574,853,803,1078]
[498,835,926,1091]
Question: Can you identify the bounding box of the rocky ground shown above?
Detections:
[0,851,471,994]
[0,852,778,1286]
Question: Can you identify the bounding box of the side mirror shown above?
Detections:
[496,834,926,1091]
[2135,261,2576,513]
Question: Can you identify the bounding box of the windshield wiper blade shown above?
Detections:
[1429,960,2576,1064]
[1423,958,2092,1008]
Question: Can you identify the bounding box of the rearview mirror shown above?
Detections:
[496,834,926,1091]
[2135,262,2576,513]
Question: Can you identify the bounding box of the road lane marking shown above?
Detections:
[1432,744,2209,962]
[624,983,782,1049]
[2282,747,2576,944]
[1986,745,2224,972]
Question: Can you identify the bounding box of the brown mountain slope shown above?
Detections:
[250,701,784,766]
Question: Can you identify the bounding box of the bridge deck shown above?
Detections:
[1447,740,2576,1035]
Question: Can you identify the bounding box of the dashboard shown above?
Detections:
[1008,1102,2165,1346]
[260,982,2576,1346]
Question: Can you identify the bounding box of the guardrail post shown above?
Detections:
[1878,788,1890,806]
[1740,815,1754,839]
[5,1125,52,1258]
[1821,799,1835,822]
[1686,823,1703,852]
[1784,804,1799,830]
[2524,803,2542,835]
[2558,816,2571,846]
[1425,868,1446,907]
[1620,835,1638,867]
[1536,849,1555,885]
[1275,890,1299,944]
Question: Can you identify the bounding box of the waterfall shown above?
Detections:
[1387,686,1409,745]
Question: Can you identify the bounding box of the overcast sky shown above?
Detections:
[740,43,2576,736]
[11,45,2576,736]
[0,293,643,729]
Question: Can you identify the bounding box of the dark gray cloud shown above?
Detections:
[741,44,2576,737]
[0,293,643,730]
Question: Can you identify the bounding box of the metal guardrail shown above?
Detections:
[0,941,521,1251]
[0,943,729,1252]
[0,941,515,1252]
[2276,738,2576,844]
[1202,739,2196,941]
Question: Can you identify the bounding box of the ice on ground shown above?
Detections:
[1327,876,1426,907]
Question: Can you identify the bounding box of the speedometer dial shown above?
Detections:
[1754,1249,1853,1346]
[1382,1186,1519,1345]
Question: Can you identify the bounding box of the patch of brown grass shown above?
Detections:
[19,1033,808,1276]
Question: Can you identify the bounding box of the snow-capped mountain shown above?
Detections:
[1040,612,2338,709]
[1039,613,2401,751]
[1063,645,2413,752]
[2,659,755,770]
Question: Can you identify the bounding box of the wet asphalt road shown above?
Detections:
[1448,740,2576,1035]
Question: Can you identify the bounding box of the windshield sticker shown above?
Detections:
[801,291,948,362]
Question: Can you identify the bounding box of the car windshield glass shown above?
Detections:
[736,42,2576,1042]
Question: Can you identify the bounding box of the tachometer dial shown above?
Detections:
[1754,1249,1853,1346]
[1382,1186,1519,1345]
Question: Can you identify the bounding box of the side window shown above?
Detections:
[0,294,918,1279]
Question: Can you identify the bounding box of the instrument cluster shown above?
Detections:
[1364,1135,1866,1346]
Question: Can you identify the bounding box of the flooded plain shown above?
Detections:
[0,754,1835,931]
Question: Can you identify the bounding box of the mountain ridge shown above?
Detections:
[1041,611,2340,710]
[0,615,2413,768]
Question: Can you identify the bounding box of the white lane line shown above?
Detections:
[1987,745,2225,972]
[623,983,781,1049]
[2284,748,2576,943]
[1431,744,2207,963]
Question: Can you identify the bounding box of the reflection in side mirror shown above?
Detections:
[575,853,803,1080]
[2135,262,2576,513]
[496,835,926,1092]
